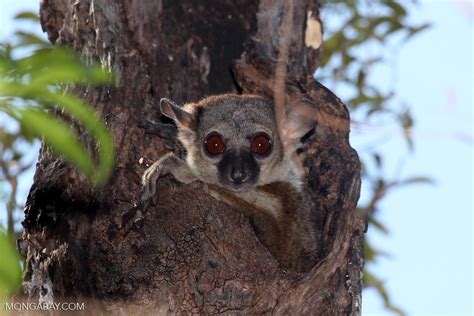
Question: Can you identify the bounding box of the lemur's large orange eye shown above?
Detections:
[205,133,225,156]
[251,133,272,157]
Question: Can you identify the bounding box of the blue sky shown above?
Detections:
[0,1,472,315]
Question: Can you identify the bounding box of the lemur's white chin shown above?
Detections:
[222,182,256,193]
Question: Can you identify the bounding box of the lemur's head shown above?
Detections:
[160,94,315,192]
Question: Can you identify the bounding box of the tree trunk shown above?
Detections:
[20,0,364,314]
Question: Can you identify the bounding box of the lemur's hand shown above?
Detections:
[139,152,196,211]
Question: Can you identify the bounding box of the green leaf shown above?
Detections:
[349,93,386,108]
[385,1,407,18]
[368,216,389,235]
[364,239,376,262]
[405,23,431,41]
[1,45,116,187]
[356,70,366,90]
[364,238,390,262]
[0,230,22,300]
[14,11,40,22]
[399,176,434,186]
[342,53,355,66]
[398,108,414,150]
[364,270,406,316]
[20,108,95,178]
[13,47,111,86]
[36,92,116,186]
[15,31,49,47]
[322,31,344,66]
[368,16,394,33]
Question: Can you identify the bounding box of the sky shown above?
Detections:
[0,1,473,315]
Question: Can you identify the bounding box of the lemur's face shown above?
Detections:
[161,95,285,192]
[189,96,284,192]
[197,127,274,192]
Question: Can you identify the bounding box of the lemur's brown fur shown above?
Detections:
[140,94,321,272]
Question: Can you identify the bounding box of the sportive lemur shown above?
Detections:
[139,94,322,272]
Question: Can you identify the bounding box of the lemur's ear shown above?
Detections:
[160,98,194,130]
[275,100,317,179]
[277,100,317,152]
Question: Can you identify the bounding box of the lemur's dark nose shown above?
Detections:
[218,148,259,189]
[230,165,248,184]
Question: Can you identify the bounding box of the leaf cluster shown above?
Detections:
[318,1,431,315]
[0,12,116,188]
[0,12,116,298]
[0,228,22,303]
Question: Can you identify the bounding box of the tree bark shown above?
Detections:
[20,0,364,314]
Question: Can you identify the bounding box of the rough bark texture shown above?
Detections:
[20,0,364,314]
